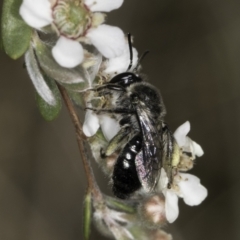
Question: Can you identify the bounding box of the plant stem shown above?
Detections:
[57,83,101,198]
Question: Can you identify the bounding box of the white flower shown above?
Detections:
[20,0,125,68]
[52,36,84,68]
[164,190,179,224]
[103,43,139,75]
[19,0,53,28]
[83,110,120,141]
[159,168,207,223]
[177,173,208,206]
[99,115,121,141]
[174,121,204,158]
[82,110,100,137]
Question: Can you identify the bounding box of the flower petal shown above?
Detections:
[52,36,84,68]
[19,0,52,28]
[86,25,125,59]
[84,52,102,85]
[83,110,100,137]
[85,0,124,12]
[192,141,204,157]
[178,173,208,206]
[99,115,120,141]
[104,44,138,74]
[158,168,168,190]
[173,121,190,147]
[164,190,179,223]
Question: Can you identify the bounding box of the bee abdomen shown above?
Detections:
[112,134,142,199]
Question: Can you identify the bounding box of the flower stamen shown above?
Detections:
[52,0,92,39]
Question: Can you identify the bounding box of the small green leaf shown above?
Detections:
[26,45,57,105]
[106,196,136,214]
[36,76,62,121]
[83,191,92,240]
[1,0,32,59]
[33,37,89,87]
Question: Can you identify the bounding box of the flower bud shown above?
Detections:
[138,194,167,228]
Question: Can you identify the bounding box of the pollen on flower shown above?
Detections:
[52,0,92,39]
[178,152,194,171]
[92,12,105,27]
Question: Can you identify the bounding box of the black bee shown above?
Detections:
[87,35,179,199]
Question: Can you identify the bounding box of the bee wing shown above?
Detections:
[134,107,162,192]
[161,124,180,186]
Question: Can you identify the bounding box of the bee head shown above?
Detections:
[109,72,142,87]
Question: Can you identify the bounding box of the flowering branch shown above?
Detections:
[1,0,208,239]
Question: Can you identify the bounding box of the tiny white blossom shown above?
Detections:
[99,115,121,141]
[178,173,208,206]
[103,43,139,75]
[52,36,84,68]
[158,168,207,223]
[164,189,179,223]
[20,0,125,68]
[174,121,204,158]
[86,24,126,60]
[82,110,100,137]
[83,111,120,141]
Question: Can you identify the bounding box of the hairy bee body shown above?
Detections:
[89,72,179,199]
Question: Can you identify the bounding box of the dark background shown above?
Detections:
[1,0,240,239]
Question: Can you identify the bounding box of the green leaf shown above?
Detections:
[106,196,136,214]
[83,191,92,240]
[26,45,57,106]
[1,0,32,59]
[36,76,62,121]
[33,37,89,87]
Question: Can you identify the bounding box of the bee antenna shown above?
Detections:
[134,50,150,72]
[126,33,133,71]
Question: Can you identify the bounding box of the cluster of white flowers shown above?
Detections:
[86,111,207,224]
[81,39,207,224]
[19,0,207,231]
[158,121,207,223]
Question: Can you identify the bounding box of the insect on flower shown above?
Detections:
[86,35,180,199]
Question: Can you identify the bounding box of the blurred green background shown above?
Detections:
[1,0,240,239]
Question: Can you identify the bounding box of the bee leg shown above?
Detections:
[102,126,131,157]
[96,84,126,92]
[162,124,180,188]
[85,107,135,114]
[86,84,125,92]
